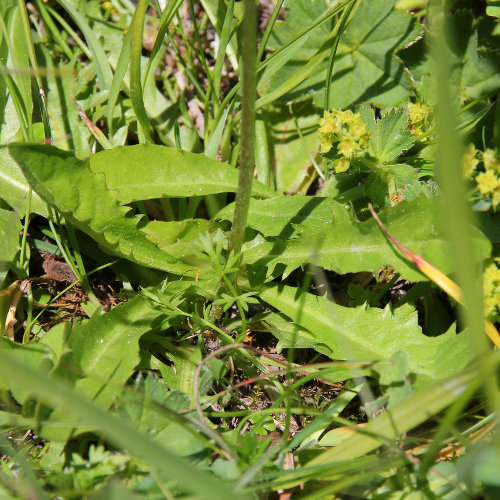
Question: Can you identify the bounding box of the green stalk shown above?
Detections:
[228,0,257,256]
[428,1,499,408]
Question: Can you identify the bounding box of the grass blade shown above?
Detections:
[129,0,152,142]
[0,349,251,500]
[106,25,132,135]
[308,366,480,466]
[54,0,113,90]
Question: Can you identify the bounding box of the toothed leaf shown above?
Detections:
[358,106,415,163]
[9,144,195,276]
[242,197,491,282]
[259,283,475,382]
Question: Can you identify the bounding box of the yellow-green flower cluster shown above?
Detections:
[407,101,433,139]
[318,109,370,173]
[463,145,500,209]
[462,143,480,178]
[484,258,500,323]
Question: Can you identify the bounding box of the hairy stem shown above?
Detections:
[228,0,257,256]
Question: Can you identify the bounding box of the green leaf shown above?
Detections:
[448,14,500,100]
[0,139,47,216]
[402,12,500,102]
[154,344,200,402]
[486,1,500,18]
[143,219,223,247]
[53,0,113,91]
[200,0,239,71]
[243,197,491,281]
[0,4,32,137]
[0,338,53,405]
[37,44,93,158]
[142,219,227,263]
[0,208,21,286]
[265,0,420,108]
[8,144,196,276]
[41,293,166,439]
[216,195,332,238]
[258,283,476,382]
[358,106,415,163]
[261,104,320,193]
[88,144,276,203]
[308,368,478,468]
[0,348,250,500]
[129,0,152,142]
[363,164,421,208]
[119,379,206,457]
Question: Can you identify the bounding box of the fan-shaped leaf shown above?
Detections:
[358,106,415,163]
[265,0,421,108]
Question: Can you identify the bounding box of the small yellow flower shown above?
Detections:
[483,259,500,322]
[333,158,350,173]
[482,149,499,172]
[320,137,333,154]
[337,140,358,158]
[319,113,335,135]
[408,102,431,124]
[476,169,500,195]
[318,108,370,174]
[343,109,355,123]
[350,121,367,140]
[462,143,479,178]
[407,101,433,138]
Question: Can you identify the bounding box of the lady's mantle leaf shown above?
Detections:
[9,144,195,276]
[266,0,421,108]
[259,283,475,382]
[243,197,491,281]
[358,107,415,163]
[401,11,500,102]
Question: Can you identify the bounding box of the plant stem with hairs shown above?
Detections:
[228,0,257,256]
[209,0,257,324]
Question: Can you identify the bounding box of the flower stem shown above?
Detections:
[228,0,257,256]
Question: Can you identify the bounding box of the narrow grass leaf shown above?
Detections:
[54,0,113,90]
[0,349,251,500]
[106,26,132,135]
[308,368,479,467]
[129,0,152,142]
